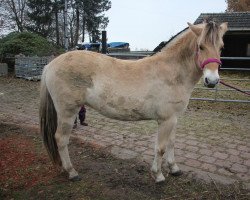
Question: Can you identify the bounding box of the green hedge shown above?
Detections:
[0,31,64,58]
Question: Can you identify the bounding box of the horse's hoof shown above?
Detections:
[155,173,166,183]
[150,171,165,183]
[69,175,82,182]
[170,170,183,176]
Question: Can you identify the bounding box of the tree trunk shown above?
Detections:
[82,10,86,43]
[74,6,80,46]
[9,0,24,32]
[54,0,60,46]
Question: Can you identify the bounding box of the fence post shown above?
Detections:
[214,85,218,101]
[101,31,107,54]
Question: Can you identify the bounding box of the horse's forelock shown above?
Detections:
[203,21,220,46]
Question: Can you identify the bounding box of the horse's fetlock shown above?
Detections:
[65,165,73,172]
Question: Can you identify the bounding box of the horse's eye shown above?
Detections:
[199,45,204,51]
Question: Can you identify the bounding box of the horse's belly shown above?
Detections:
[89,102,152,121]
[98,107,148,121]
[86,92,153,121]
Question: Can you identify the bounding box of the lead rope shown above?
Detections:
[219,80,250,96]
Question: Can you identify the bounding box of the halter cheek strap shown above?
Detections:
[200,58,222,70]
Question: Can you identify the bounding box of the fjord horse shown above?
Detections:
[40,21,227,182]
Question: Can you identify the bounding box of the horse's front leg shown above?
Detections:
[55,114,81,181]
[165,123,182,176]
[151,116,180,182]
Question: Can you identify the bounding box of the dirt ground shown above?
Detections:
[0,73,249,200]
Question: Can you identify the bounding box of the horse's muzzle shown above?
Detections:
[204,77,219,88]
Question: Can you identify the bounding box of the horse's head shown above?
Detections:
[188,21,228,88]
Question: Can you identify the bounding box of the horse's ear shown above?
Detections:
[220,22,228,35]
[187,22,202,36]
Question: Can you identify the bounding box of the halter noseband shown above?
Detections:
[200,58,222,70]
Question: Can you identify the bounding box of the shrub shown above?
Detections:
[0,32,64,73]
[0,31,64,59]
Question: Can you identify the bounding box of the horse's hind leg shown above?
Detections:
[55,109,80,181]
[151,116,177,183]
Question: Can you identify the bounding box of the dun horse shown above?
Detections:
[40,21,227,182]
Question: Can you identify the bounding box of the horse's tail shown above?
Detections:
[39,68,61,166]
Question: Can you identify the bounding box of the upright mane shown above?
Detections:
[202,21,220,46]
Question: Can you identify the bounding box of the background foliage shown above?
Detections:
[0,31,64,72]
[0,32,63,57]
[0,0,111,48]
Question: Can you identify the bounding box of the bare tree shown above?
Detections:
[0,0,111,49]
[1,0,28,32]
[0,2,16,35]
[52,0,61,46]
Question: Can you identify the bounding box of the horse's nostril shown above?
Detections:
[205,77,209,84]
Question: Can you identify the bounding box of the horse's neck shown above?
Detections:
[155,30,202,88]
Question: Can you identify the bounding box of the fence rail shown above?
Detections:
[192,77,250,103]
[109,52,250,71]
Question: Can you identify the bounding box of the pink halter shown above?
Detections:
[200,58,222,70]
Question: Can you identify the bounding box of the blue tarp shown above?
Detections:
[80,42,129,49]
[82,43,101,49]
